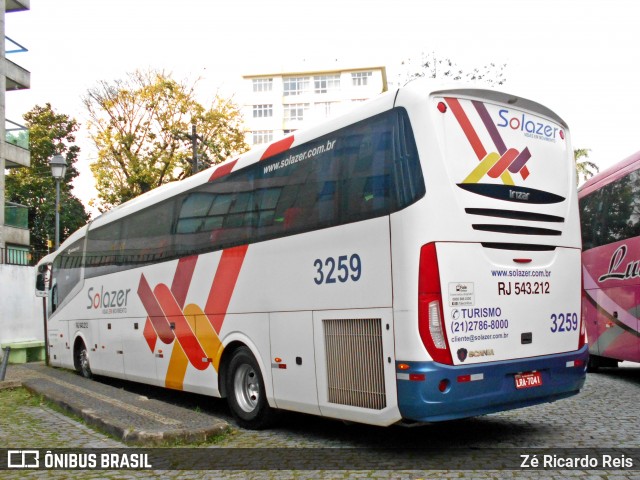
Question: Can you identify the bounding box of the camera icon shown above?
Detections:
[7,450,39,468]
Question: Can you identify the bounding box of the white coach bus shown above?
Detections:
[35,80,587,429]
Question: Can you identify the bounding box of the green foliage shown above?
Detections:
[4,104,89,252]
[574,148,599,185]
[84,69,249,211]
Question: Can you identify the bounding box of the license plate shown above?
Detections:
[514,371,543,389]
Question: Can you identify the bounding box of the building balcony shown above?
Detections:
[5,201,28,229]
[4,118,30,167]
[3,57,30,90]
[5,35,27,54]
[6,118,28,148]
[5,0,30,13]
[3,202,29,248]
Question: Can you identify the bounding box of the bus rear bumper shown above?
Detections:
[396,345,588,423]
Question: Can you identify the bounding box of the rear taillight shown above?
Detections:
[579,269,587,349]
[418,243,453,365]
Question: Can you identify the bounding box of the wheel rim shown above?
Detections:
[79,348,90,376]
[233,364,260,413]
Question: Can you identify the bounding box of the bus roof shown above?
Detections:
[68,79,571,247]
[578,149,640,198]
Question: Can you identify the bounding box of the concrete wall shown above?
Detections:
[0,264,43,345]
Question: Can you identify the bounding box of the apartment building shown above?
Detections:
[0,0,30,264]
[242,65,387,146]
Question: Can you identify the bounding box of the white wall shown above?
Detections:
[0,264,44,345]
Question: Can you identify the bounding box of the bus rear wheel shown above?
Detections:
[74,341,92,379]
[226,347,276,429]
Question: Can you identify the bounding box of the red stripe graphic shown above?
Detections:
[487,148,519,178]
[204,245,249,334]
[209,159,238,182]
[153,283,209,370]
[138,274,175,344]
[445,97,486,160]
[137,133,297,384]
[171,256,198,309]
[261,136,295,161]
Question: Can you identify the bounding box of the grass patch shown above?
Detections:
[4,386,231,448]
[0,387,44,410]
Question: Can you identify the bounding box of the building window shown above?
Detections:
[253,78,273,92]
[252,131,273,145]
[252,104,273,118]
[352,71,373,86]
[283,129,296,135]
[284,104,309,122]
[315,102,337,118]
[314,74,340,94]
[283,77,310,96]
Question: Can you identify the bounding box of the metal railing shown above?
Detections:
[5,119,29,150]
[5,35,28,54]
[0,247,48,266]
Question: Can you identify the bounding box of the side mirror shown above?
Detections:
[35,263,52,297]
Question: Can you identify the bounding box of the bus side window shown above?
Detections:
[51,237,84,308]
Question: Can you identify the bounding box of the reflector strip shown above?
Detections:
[457,373,484,383]
[397,373,426,381]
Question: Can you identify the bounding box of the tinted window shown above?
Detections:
[175,107,424,254]
[84,221,123,279]
[84,107,425,274]
[52,237,84,307]
[580,168,640,250]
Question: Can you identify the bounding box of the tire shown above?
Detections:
[587,354,599,373]
[587,354,619,372]
[75,341,93,379]
[226,347,276,429]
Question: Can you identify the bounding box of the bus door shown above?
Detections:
[96,319,125,377]
[122,318,158,384]
[269,312,321,415]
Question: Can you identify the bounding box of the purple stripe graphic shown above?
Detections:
[472,100,507,155]
[508,147,531,173]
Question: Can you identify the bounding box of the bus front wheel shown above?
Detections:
[225,347,276,429]
[74,341,92,379]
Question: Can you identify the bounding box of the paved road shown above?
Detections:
[1,362,639,479]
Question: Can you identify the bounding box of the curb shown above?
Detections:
[21,376,230,446]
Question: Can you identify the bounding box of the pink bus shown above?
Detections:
[579,150,640,370]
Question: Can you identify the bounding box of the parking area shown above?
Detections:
[0,362,639,478]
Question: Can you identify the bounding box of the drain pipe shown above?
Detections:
[0,346,10,381]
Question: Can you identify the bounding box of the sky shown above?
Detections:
[6,0,640,211]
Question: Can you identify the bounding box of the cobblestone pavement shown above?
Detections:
[0,362,639,479]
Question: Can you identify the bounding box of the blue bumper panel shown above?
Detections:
[397,345,588,422]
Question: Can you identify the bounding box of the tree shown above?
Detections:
[399,51,507,86]
[84,69,249,211]
[575,148,599,185]
[5,104,89,252]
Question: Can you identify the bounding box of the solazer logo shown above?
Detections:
[497,109,564,142]
[86,285,131,314]
[445,97,535,186]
